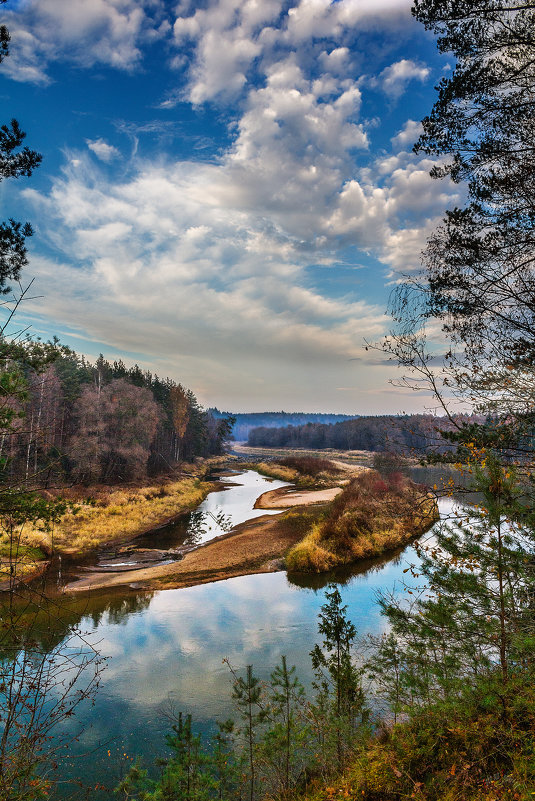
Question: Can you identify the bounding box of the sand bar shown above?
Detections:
[255,485,343,509]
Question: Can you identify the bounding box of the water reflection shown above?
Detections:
[54,542,429,797]
[134,469,290,552]
[37,468,462,797]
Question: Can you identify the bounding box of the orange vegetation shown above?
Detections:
[286,470,438,573]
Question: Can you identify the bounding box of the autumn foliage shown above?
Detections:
[286,471,438,573]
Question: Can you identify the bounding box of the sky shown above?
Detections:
[0,0,460,414]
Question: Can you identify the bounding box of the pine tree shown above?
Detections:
[376,454,535,720]
[226,663,267,801]
[261,655,308,797]
[309,585,365,774]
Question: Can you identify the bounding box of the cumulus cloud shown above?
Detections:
[380,59,430,98]
[391,119,423,149]
[9,0,459,410]
[23,117,458,410]
[2,0,169,83]
[86,138,120,162]
[173,0,283,104]
[172,0,412,105]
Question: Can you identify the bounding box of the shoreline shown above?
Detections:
[12,459,439,596]
[63,511,304,593]
[254,485,343,509]
[0,458,230,591]
[63,473,345,594]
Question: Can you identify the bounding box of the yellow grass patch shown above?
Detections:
[254,462,299,482]
[285,522,337,573]
[20,476,214,556]
[285,471,439,573]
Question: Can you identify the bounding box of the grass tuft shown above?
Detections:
[286,470,438,573]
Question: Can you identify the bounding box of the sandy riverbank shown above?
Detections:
[255,485,343,508]
[64,511,307,593]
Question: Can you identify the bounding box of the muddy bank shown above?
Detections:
[0,559,51,591]
[64,512,304,593]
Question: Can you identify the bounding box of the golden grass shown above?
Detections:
[254,462,299,482]
[285,471,439,573]
[253,460,343,489]
[20,476,214,556]
[285,522,337,573]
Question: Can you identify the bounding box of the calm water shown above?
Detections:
[134,469,290,551]
[21,468,456,797]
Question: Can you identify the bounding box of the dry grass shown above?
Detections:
[284,522,337,572]
[20,475,214,556]
[0,537,49,587]
[286,470,438,573]
[254,462,299,482]
[254,457,343,488]
[278,455,342,477]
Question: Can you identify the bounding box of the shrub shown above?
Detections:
[279,456,341,477]
[287,471,438,573]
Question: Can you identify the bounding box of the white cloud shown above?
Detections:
[23,117,459,410]
[391,119,423,149]
[173,0,283,104]
[319,47,350,74]
[172,0,412,105]
[86,138,120,162]
[2,0,168,83]
[380,59,429,98]
[8,0,460,411]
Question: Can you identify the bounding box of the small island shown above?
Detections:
[285,467,438,573]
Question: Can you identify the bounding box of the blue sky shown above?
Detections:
[0,0,459,413]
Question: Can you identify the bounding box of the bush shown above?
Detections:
[279,456,341,476]
[286,471,438,573]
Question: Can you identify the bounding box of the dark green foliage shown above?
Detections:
[261,656,309,797]
[370,454,535,729]
[309,586,365,774]
[397,0,535,402]
[0,36,42,291]
[228,664,267,801]
[0,0,9,65]
[117,713,214,801]
[210,720,242,801]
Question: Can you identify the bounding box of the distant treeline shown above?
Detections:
[247,414,472,453]
[3,351,234,485]
[208,410,359,441]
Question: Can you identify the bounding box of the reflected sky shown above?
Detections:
[47,480,455,797]
[56,542,432,796]
[192,469,291,541]
[134,470,290,553]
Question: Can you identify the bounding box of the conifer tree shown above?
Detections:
[309,585,365,774]
[261,655,308,797]
[226,663,266,801]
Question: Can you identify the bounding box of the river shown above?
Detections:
[15,467,455,797]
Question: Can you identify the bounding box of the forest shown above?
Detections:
[208,411,359,442]
[0,348,234,486]
[247,414,468,453]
